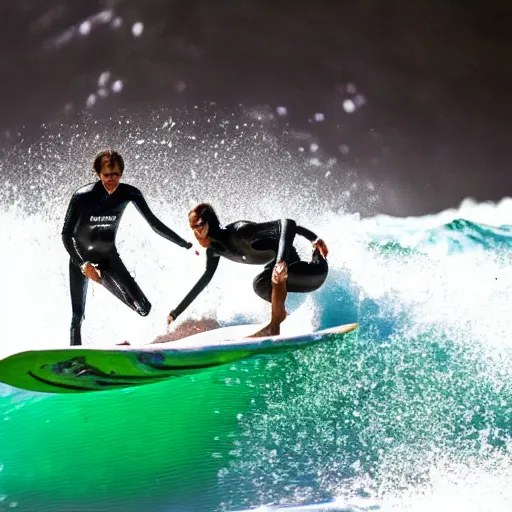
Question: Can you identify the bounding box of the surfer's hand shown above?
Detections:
[313,239,328,259]
[185,241,200,256]
[167,312,176,327]
[272,261,288,284]
[83,263,102,283]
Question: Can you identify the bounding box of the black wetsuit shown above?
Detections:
[62,180,191,345]
[169,219,328,320]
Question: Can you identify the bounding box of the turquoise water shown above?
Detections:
[2,210,511,511]
[1,123,511,510]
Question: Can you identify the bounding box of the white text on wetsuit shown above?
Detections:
[90,215,117,222]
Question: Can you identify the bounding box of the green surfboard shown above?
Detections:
[0,323,358,394]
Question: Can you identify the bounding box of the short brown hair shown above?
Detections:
[93,149,124,174]
[189,203,220,224]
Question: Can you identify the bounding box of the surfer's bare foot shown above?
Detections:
[248,323,276,338]
[248,311,287,338]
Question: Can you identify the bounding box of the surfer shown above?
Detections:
[61,149,194,346]
[167,203,329,337]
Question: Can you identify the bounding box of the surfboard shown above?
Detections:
[0,323,358,394]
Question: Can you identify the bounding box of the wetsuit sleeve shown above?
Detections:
[169,249,220,320]
[61,193,86,267]
[131,189,192,249]
[276,219,297,263]
[296,225,318,242]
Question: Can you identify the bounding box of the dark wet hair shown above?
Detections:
[93,149,125,174]
[189,203,221,233]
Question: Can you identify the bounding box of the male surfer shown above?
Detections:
[167,203,329,337]
[61,149,194,346]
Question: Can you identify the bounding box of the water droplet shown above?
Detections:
[343,99,356,113]
[132,22,144,37]
[79,21,91,36]
[354,94,366,107]
[86,94,96,108]
[112,80,124,93]
[97,10,113,23]
[98,71,111,87]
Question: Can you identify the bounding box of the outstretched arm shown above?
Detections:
[132,189,192,249]
[168,250,220,322]
[61,193,86,267]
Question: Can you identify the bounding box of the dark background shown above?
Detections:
[0,0,510,216]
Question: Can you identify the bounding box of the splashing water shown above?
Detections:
[0,114,511,511]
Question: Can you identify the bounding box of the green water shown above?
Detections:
[0,361,263,511]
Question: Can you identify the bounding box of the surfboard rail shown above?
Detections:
[0,323,358,394]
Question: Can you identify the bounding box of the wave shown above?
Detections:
[0,120,511,511]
